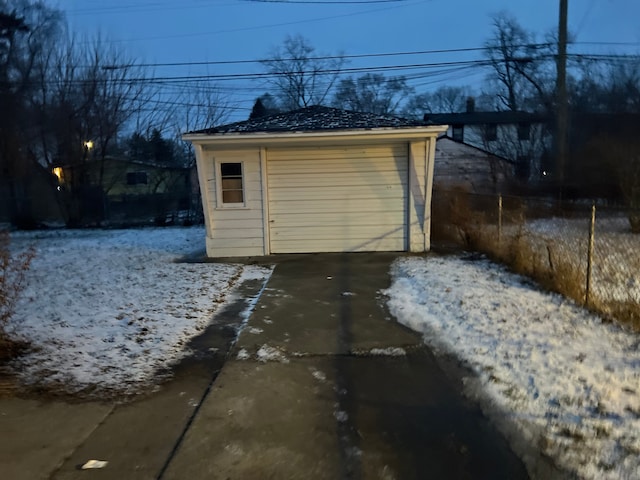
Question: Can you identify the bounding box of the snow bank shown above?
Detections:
[384,255,640,480]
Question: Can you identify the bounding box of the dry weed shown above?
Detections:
[0,232,35,339]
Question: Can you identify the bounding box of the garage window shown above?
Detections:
[218,162,244,206]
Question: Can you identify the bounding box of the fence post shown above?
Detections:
[498,194,503,247]
[585,203,596,307]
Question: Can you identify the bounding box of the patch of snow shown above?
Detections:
[369,347,406,357]
[238,265,272,282]
[384,255,640,480]
[7,227,268,396]
[334,410,349,423]
[248,327,264,335]
[310,369,327,382]
[236,349,251,361]
[341,291,356,296]
[256,345,289,364]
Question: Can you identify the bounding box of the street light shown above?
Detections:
[84,140,94,150]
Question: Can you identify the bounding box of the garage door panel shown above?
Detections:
[268,145,407,160]
[268,145,407,253]
[268,160,408,174]
[271,225,404,239]
[267,173,405,188]
[271,237,406,254]
[270,211,404,227]
[270,185,406,201]
[269,199,405,215]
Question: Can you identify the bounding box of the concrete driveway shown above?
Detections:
[163,253,529,479]
[1,253,536,479]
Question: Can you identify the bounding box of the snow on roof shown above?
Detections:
[188,105,425,135]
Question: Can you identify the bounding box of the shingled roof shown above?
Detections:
[188,106,425,135]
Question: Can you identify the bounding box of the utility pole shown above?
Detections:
[556,0,569,199]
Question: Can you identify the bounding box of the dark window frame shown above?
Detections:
[517,122,531,141]
[451,124,464,142]
[485,123,498,141]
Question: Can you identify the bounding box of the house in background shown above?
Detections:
[434,136,513,194]
[183,106,447,257]
[53,156,191,196]
[52,156,194,224]
[425,99,549,183]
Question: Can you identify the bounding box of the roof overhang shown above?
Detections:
[182,125,449,148]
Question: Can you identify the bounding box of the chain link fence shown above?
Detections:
[431,187,640,329]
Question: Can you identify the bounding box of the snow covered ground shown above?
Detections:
[384,255,640,480]
[7,227,272,397]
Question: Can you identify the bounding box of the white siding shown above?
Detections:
[267,145,408,253]
[202,149,265,257]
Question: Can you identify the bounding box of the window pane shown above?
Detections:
[222,190,244,203]
[221,178,243,190]
[518,122,530,140]
[452,124,464,141]
[221,162,242,177]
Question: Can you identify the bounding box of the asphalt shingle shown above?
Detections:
[188,106,424,135]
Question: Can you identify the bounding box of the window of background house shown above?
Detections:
[485,124,497,141]
[126,171,148,185]
[518,122,531,141]
[452,124,464,141]
[515,155,530,180]
[220,162,244,205]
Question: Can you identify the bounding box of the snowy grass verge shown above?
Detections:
[384,255,640,480]
[7,227,272,397]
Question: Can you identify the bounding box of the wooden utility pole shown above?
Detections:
[556,0,569,196]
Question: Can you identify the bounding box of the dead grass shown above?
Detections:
[432,189,640,331]
[0,231,35,360]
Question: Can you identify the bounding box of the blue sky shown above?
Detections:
[54,0,640,122]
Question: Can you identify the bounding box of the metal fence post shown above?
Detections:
[585,203,596,307]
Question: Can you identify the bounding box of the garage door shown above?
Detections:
[267,144,408,253]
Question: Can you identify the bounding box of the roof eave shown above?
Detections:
[182,125,449,146]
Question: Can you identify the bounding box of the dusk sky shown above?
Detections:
[54,0,640,123]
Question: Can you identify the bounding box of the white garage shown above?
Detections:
[183,106,446,258]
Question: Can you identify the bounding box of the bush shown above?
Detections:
[0,232,35,339]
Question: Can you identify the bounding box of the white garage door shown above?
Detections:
[267,144,408,253]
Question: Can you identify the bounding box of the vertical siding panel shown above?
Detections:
[408,140,427,252]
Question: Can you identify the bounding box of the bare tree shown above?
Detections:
[30,33,151,225]
[332,73,413,115]
[402,85,474,118]
[483,12,554,112]
[571,58,640,113]
[261,34,345,110]
[0,0,64,226]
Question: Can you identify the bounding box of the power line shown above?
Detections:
[75,0,428,44]
[239,0,411,3]
[104,46,514,70]
[99,42,635,71]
